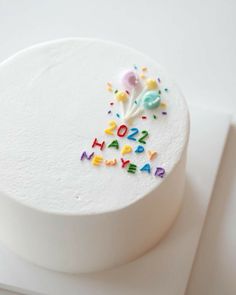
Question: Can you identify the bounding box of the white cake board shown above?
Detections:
[0,105,231,295]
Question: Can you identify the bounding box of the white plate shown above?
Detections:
[0,105,231,295]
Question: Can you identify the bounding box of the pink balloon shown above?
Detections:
[121,70,138,89]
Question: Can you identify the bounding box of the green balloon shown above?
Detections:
[142,91,161,110]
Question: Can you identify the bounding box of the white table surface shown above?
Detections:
[0,1,235,294]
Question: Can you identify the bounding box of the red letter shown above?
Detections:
[121,158,130,168]
[92,138,105,150]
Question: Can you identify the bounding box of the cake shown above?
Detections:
[0,38,190,273]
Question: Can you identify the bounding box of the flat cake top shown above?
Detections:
[0,39,189,214]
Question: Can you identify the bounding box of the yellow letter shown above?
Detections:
[92,155,103,166]
[121,145,132,155]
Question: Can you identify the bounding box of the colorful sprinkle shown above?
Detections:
[141,66,147,71]
[153,114,157,119]
[134,65,138,70]
[140,73,146,79]
[160,102,167,108]
[107,87,113,92]
[108,110,112,114]
[110,102,114,106]
[141,116,147,119]
[164,88,168,92]
[114,89,118,94]
[134,100,138,104]
[116,113,120,118]
[162,111,167,115]
[158,90,162,95]
[157,78,161,83]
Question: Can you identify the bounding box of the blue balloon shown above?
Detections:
[142,91,161,110]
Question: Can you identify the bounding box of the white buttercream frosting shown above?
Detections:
[0,38,189,214]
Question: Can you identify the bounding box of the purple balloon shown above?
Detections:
[122,70,138,89]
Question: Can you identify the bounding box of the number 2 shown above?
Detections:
[104,120,117,135]
[127,128,139,141]
[138,130,149,144]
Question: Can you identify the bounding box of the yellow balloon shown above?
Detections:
[146,79,158,90]
[115,91,128,102]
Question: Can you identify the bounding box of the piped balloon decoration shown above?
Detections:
[79,66,168,179]
[121,69,163,123]
[142,91,161,110]
[122,70,139,89]
[106,67,168,124]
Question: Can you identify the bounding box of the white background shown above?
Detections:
[0,0,235,294]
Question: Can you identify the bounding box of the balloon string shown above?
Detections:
[128,107,144,122]
[125,88,147,120]
[125,87,137,116]
[120,100,125,119]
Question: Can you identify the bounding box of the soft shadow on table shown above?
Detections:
[186,123,236,295]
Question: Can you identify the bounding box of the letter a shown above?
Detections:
[108,139,119,149]
[140,163,151,174]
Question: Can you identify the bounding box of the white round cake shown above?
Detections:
[0,38,189,273]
